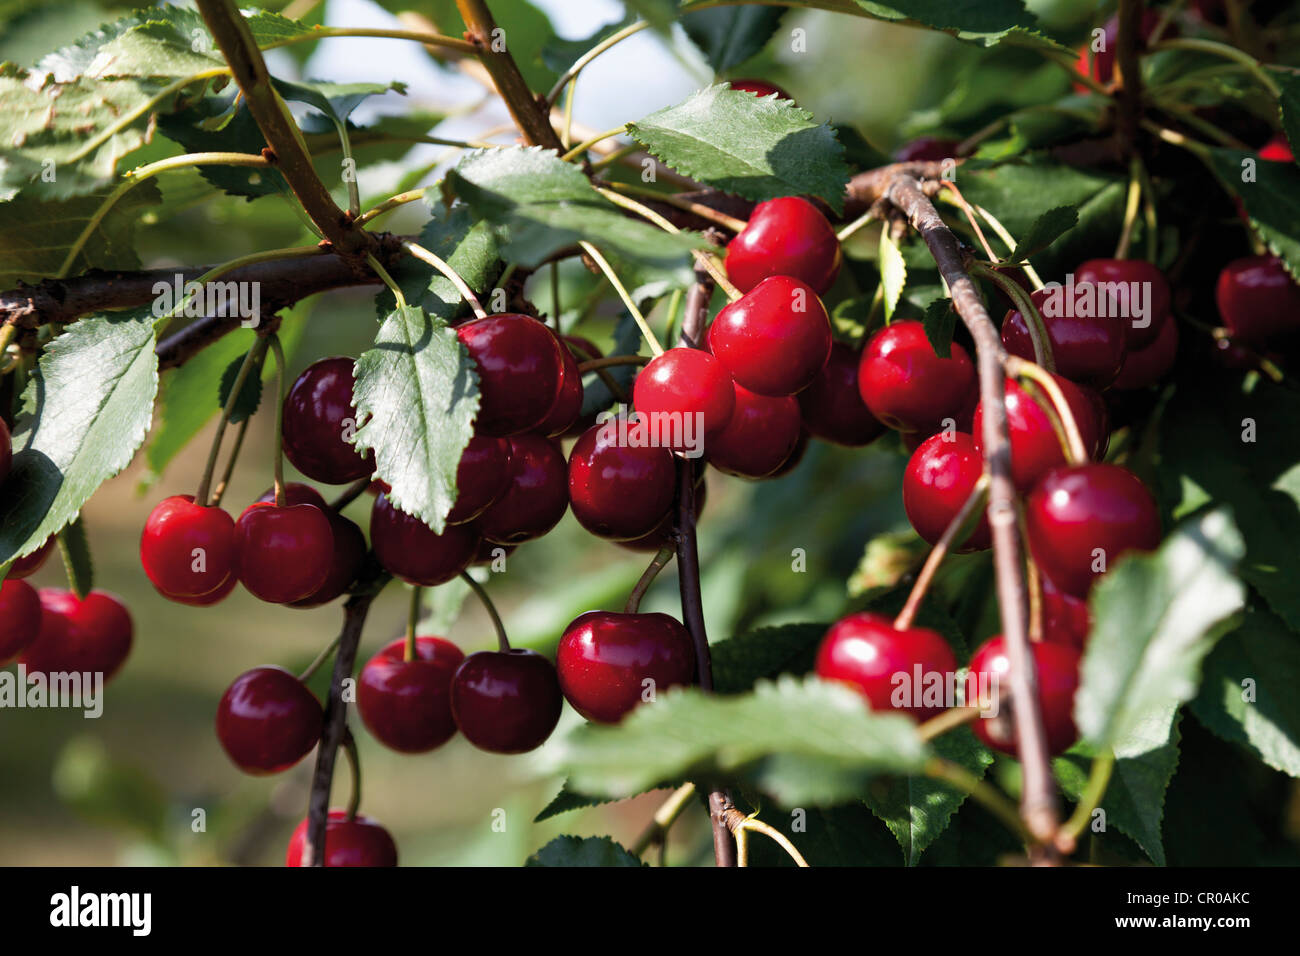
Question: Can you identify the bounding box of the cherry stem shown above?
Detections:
[941,183,999,262]
[836,208,878,243]
[329,476,372,512]
[549,261,561,324]
[722,809,810,868]
[601,181,749,235]
[970,262,1055,373]
[1114,158,1143,260]
[1025,542,1044,641]
[405,585,423,663]
[924,757,1030,845]
[460,570,510,652]
[545,19,650,105]
[195,336,267,508]
[366,253,408,310]
[209,416,250,508]
[267,333,288,507]
[1056,750,1115,851]
[966,202,1046,291]
[577,354,650,373]
[917,705,981,742]
[560,124,628,162]
[625,545,675,613]
[298,633,342,683]
[566,338,629,403]
[630,782,696,857]
[401,240,489,320]
[341,728,362,821]
[894,475,990,631]
[1149,38,1282,97]
[578,241,664,356]
[1005,356,1090,464]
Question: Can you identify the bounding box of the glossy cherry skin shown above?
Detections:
[1026,463,1161,598]
[537,334,584,438]
[450,649,563,754]
[281,357,373,484]
[1002,287,1126,389]
[0,416,10,487]
[798,342,887,447]
[557,611,696,723]
[568,420,676,540]
[233,502,333,604]
[1259,133,1294,163]
[475,435,569,545]
[140,494,236,599]
[709,276,832,397]
[814,612,958,721]
[708,385,802,479]
[447,436,513,525]
[724,197,841,296]
[858,320,977,434]
[1042,575,1090,649]
[895,137,960,162]
[1216,256,1300,346]
[618,477,707,553]
[966,637,1081,756]
[291,512,366,608]
[257,482,327,509]
[632,348,736,449]
[358,636,465,753]
[1112,313,1179,390]
[370,493,479,586]
[165,574,238,608]
[457,314,564,437]
[1074,258,1170,350]
[216,666,323,774]
[972,375,1103,492]
[729,79,791,100]
[286,811,397,867]
[558,335,605,437]
[7,537,55,579]
[0,578,42,664]
[903,433,991,552]
[21,589,132,680]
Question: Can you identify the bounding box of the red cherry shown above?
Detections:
[371,493,479,586]
[233,502,333,604]
[450,649,563,753]
[617,477,708,553]
[139,494,236,599]
[6,536,55,579]
[1074,259,1170,350]
[724,197,841,295]
[972,375,1103,492]
[728,79,792,100]
[286,810,397,867]
[0,416,10,487]
[471,538,516,567]
[1258,134,1294,163]
[447,436,513,525]
[632,347,735,452]
[165,574,238,608]
[456,314,564,437]
[902,433,991,552]
[291,511,366,608]
[256,482,327,509]
[475,435,569,544]
[708,384,801,479]
[556,611,696,723]
[858,320,976,433]
[22,589,132,680]
[558,335,605,437]
[894,137,960,162]
[708,276,832,397]
[966,637,1081,756]
[767,429,810,477]
[1112,313,1179,389]
[358,636,465,753]
[798,342,886,447]
[0,578,42,664]
[1026,463,1161,598]
[216,666,323,774]
[568,420,676,540]
[1216,255,1300,346]
[1002,287,1126,389]
[1041,575,1090,650]
[536,333,584,438]
[281,357,372,484]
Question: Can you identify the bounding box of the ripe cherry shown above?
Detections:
[7,536,55,579]
[447,436,513,525]
[1258,133,1294,163]
[1026,463,1161,598]
[471,538,516,568]
[22,589,133,680]
[568,420,676,540]
[972,375,1103,492]
[1041,575,1090,649]
[281,357,373,484]
[729,79,791,100]
[556,611,696,723]
[632,347,736,449]
[0,578,42,664]
[724,197,841,295]
[292,512,366,608]
[234,501,333,604]
[450,649,563,753]
[557,335,604,437]
[216,666,323,774]
[858,320,977,434]
[895,137,960,162]
[708,385,802,479]
[358,636,465,753]
[617,477,707,553]
[140,494,236,600]
[798,342,886,447]
[1215,255,1300,346]
[1112,313,1179,390]
[1074,258,1170,350]
[371,493,479,586]
[902,433,991,552]
[457,314,564,437]
[475,435,569,544]
[966,637,1081,756]
[708,276,832,397]
[0,416,10,487]
[814,612,957,721]
[286,811,398,867]
[1001,287,1126,389]
[536,334,584,438]
[257,482,327,509]
[166,574,238,608]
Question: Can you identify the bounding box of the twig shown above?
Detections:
[1114,0,1146,159]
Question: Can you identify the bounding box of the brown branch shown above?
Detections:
[1114,0,1146,159]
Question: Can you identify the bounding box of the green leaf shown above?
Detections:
[376,201,502,322]
[1267,68,1300,163]
[627,85,851,213]
[622,0,677,30]
[848,0,1051,47]
[921,296,955,359]
[351,306,480,533]
[681,7,785,72]
[1075,508,1246,757]
[1206,148,1300,282]
[879,230,907,322]
[158,103,289,199]
[56,513,93,599]
[272,78,407,127]
[524,835,644,867]
[711,622,829,694]
[216,351,264,426]
[1007,204,1077,263]
[534,782,617,822]
[0,308,158,568]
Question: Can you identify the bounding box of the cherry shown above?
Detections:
[1112,313,1179,390]
[292,511,366,608]
[729,79,791,100]
[471,538,516,567]
[568,419,676,540]
[0,578,42,664]
[358,636,465,753]
[1215,255,1300,346]
[233,501,333,604]
[556,611,696,723]
[708,385,802,479]
[1001,287,1126,389]
[966,636,1081,756]
[894,137,960,162]
[450,649,563,753]
[972,375,1103,491]
[1074,258,1170,350]
[536,333,584,438]
[1258,133,1294,163]
[814,612,957,721]
[7,536,55,579]
[216,666,323,774]
[371,493,479,586]
[22,589,132,681]
[902,433,991,552]
[1041,575,1090,650]
[140,494,236,600]
[798,342,886,447]
[166,574,238,607]
[475,434,569,544]
[286,811,398,867]
[617,477,707,553]
[724,197,841,295]
[858,320,977,434]
[708,276,833,396]
[456,314,564,437]
[281,357,373,484]
[1025,463,1161,598]
[632,347,736,449]
[0,416,10,487]
[257,482,327,509]
[446,436,513,525]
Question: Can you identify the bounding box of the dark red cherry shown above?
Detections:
[558,336,604,437]
[1002,287,1126,389]
[724,197,841,295]
[617,478,707,553]
[471,538,516,567]
[902,433,991,552]
[140,494,236,599]
[0,416,10,487]
[257,482,327,509]
[568,420,676,540]
[858,320,976,434]
[1074,258,1170,350]
[894,137,960,162]
[165,574,238,607]
[216,666,323,774]
[281,357,373,484]
[708,384,802,479]
[475,435,569,544]
[815,612,957,721]
[233,502,333,604]
[966,636,1080,756]
[1216,255,1300,346]
[729,79,792,100]
[972,375,1103,492]
[291,511,366,608]
[536,334,584,438]
[22,589,132,680]
[1026,463,1161,598]
[450,649,563,754]
[371,493,479,586]
[798,342,886,447]
[446,436,513,525]
[1041,575,1090,649]
[7,536,55,579]
[556,611,696,723]
[286,810,397,867]
[1259,134,1294,163]
[1112,313,1179,389]
[708,276,832,396]
[457,314,564,437]
[0,578,42,664]
[632,347,735,450]
[767,430,809,477]
[357,636,465,753]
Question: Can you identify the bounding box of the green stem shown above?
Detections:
[970,262,1054,371]
[209,417,250,508]
[342,729,362,821]
[1114,158,1143,260]
[460,570,510,652]
[546,20,652,105]
[298,633,343,683]
[560,125,629,162]
[262,26,478,56]
[401,241,488,319]
[1150,37,1281,97]
[366,253,407,310]
[631,782,696,857]
[926,757,1030,844]
[625,545,675,613]
[195,338,268,507]
[331,117,361,218]
[578,241,664,356]
[267,333,288,507]
[405,585,423,662]
[1060,751,1115,844]
[549,261,561,325]
[1006,356,1090,464]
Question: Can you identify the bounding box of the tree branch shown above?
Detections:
[1114,0,1146,158]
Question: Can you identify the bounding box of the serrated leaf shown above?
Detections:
[524,835,644,867]
[36,6,219,80]
[711,622,829,694]
[534,781,618,822]
[627,85,850,213]
[216,350,265,425]
[879,230,907,322]
[1207,148,1300,282]
[1267,68,1300,163]
[681,7,785,72]
[1075,508,1246,756]
[272,78,407,127]
[159,103,289,199]
[849,0,1048,47]
[921,296,955,359]
[623,0,677,30]
[375,201,502,322]
[1007,204,1077,263]
[56,514,93,599]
